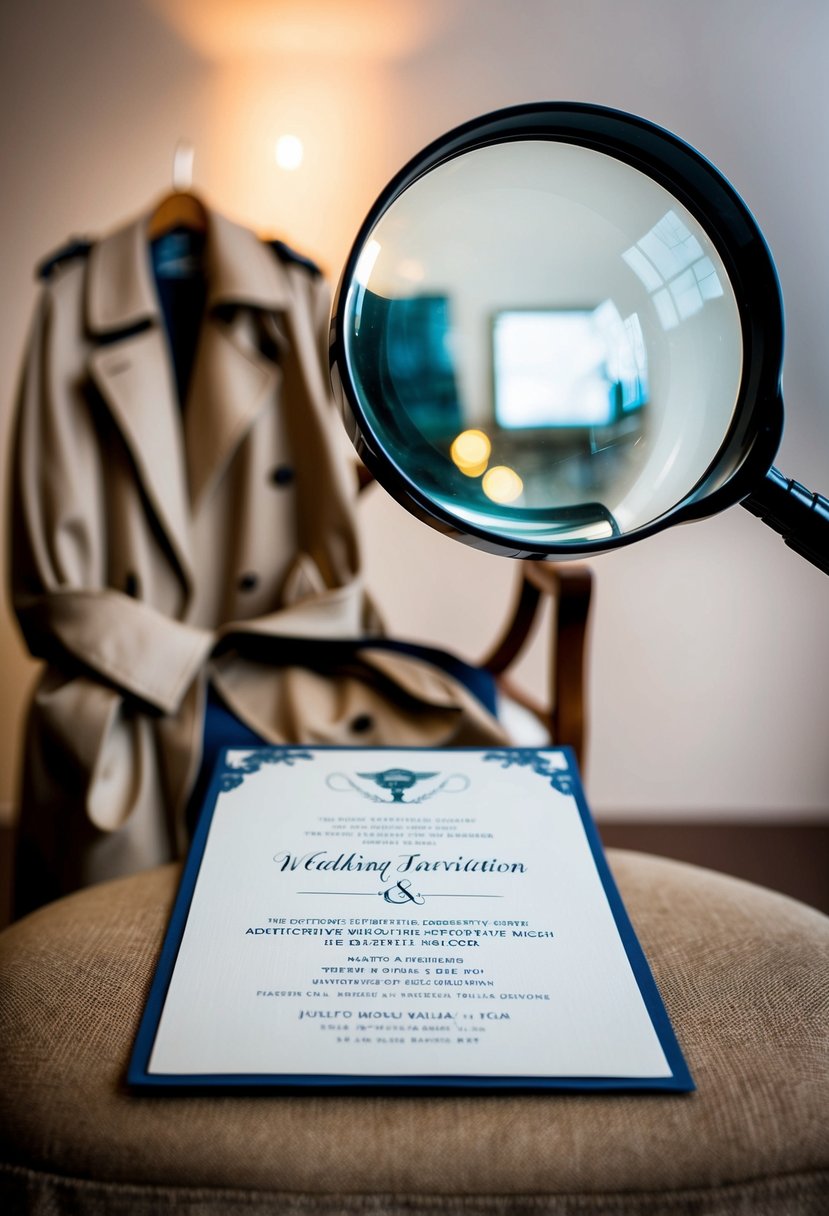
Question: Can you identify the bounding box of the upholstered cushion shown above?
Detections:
[1,851,827,1215]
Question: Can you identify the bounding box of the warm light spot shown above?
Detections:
[450,430,492,478]
[275,134,304,170]
[482,465,524,504]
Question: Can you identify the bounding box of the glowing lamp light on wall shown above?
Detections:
[275,134,304,171]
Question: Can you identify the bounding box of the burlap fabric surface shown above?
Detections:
[1,850,827,1215]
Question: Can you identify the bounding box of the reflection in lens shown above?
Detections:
[343,141,743,548]
[622,210,726,330]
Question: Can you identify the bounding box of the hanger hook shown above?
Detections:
[173,140,195,192]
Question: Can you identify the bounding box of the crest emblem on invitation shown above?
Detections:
[326,767,469,804]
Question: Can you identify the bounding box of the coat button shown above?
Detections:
[238,572,259,592]
[350,713,374,734]
[269,465,295,487]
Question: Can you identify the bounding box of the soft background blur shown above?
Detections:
[1,0,827,827]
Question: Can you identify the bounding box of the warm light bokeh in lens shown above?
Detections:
[450,429,491,477]
[482,465,524,504]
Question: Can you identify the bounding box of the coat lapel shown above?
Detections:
[86,218,194,589]
[88,329,194,587]
[183,313,280,512]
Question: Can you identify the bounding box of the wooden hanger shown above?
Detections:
[147,140,207,240]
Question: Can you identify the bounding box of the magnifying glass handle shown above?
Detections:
[742,468,829,576]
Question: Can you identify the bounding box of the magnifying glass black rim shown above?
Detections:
[330,101,785,560]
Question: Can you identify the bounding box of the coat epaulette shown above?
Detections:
[36,238,93,282]
[266,239,322,278]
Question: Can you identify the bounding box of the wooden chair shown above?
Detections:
[480,559,593,769]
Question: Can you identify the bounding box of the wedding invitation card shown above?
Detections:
[129,747,693,1092]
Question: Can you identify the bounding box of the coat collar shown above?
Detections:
[86,205,294,334]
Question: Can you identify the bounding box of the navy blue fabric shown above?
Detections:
[187,689,266,830]
[150,229,207,406]
[202,687,267,758]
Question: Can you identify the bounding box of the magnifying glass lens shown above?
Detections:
[342,140,743,547]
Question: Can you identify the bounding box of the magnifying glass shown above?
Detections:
[329,102,828,574]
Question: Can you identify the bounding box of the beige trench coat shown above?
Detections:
[10,206,506,913]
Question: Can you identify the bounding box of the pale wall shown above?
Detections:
[1,0,827,821]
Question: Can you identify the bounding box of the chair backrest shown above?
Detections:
[481,560,594,771]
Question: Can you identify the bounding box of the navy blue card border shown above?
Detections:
[128,746,694,1094]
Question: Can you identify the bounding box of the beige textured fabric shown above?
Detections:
[1,850,827,1215]
[9,208,506,912]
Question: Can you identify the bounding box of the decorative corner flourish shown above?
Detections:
[220,748,313,793]
[482,749,574,796]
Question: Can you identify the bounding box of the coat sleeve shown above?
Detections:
[9,287,213,715]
